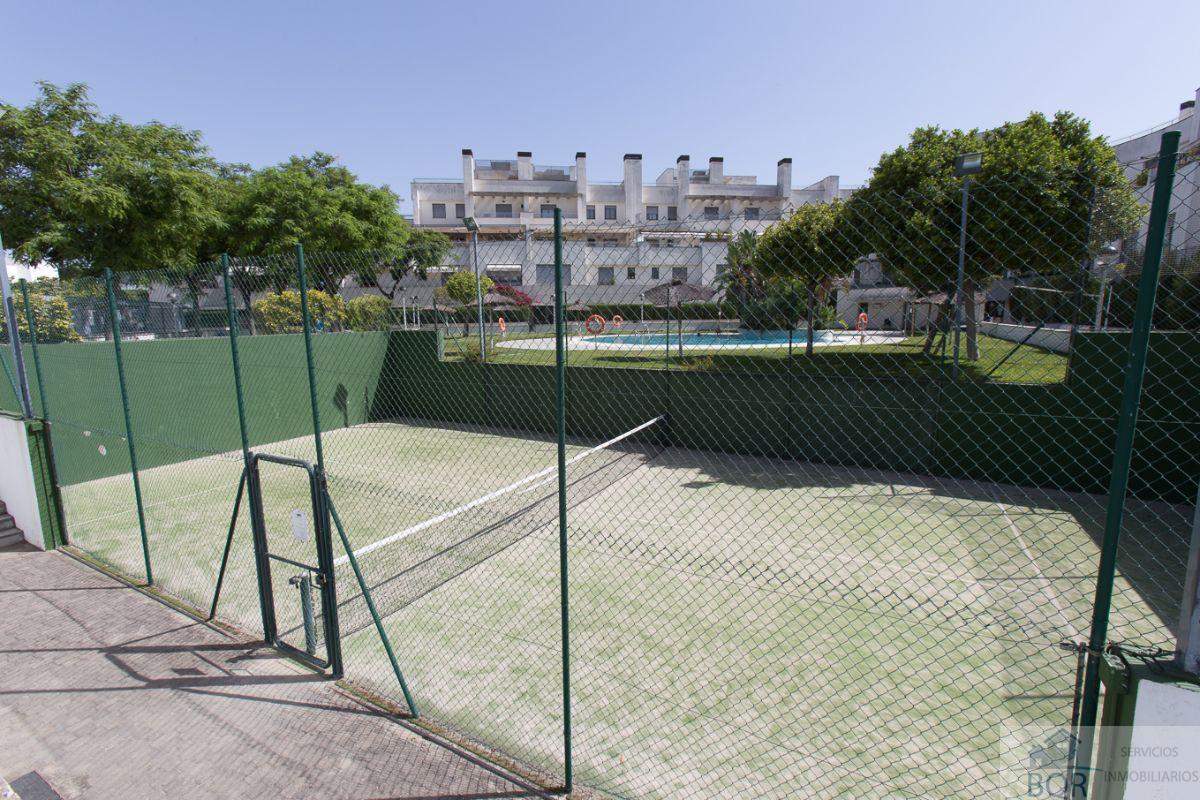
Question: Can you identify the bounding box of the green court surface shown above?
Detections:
[57,420,1189,799]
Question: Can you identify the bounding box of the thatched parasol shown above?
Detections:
[481,290,510,305]
[642,280,716,307]
[642,280,716,356]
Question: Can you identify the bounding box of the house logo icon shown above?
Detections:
[1025,729,1094,798]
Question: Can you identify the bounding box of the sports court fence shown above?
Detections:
[1,131,1198,798]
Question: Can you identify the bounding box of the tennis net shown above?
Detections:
[330,416,666,637]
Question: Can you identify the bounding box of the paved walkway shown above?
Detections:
[0,544,543,800]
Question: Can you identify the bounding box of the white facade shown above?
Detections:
[1113,88,1200,258]
[404,151,850,303]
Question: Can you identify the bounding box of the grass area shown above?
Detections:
[57,420,1189,799]
[441,330,1071,384]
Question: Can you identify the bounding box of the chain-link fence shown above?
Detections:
[4,132,1197,798]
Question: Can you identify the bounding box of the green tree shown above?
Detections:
[716,230,766,324]
[757,201,860,354]
[355,228,452,300]
[848,111,1142,358]
[0,278,81,343]
[210,152,409,292]
[444,271,493,305]
[0,82,221,273]
[346,294,392,331]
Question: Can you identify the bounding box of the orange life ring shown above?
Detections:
[856,312,869,331]
[611,314,623,328]
[498,317,507,333]
[585,314,606,334]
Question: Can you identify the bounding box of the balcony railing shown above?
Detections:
[533,165,573,181]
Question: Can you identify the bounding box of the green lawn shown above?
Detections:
[57,420,1188,799]
[441,331,1071,384]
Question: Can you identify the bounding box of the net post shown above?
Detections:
[21,278,68,547]
[222,253,275,640]
[1073,129,1180,795]
[553,206,573,793]
[104,267,153,585]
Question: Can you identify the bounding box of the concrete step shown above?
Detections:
[0,513,24,547]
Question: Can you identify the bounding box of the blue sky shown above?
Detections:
[4,0,1198,207]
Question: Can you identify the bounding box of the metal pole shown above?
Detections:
[472,230,486,361]
[222,254,275,640]
[19,280,49,420]
[105,268,153,585]
[295,244,326,472]
[207,467,245,619]
[553,207,573,793]
[20,278,69,546]
[951,175,970,380]
[327,495,418,715]
[0,241,34,417]
[1074,130,1179,796]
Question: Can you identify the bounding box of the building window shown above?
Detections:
[536,264,572,285]
[455,203,465,219]
[745,207,759,220]
[486,267,523,286]
[651,267,660,280]
[432,203,446,219]
[672,267,689,282]
[858,302,870,316]
[646,206,658,221]
[604,205,617,220]
[496,203,513,218]
[704,206,719,220]
[667,206,678,221]
[626,267,636,281]
[598,267,615,286]
[541,204,555,218]
[586,238,597,247]
[586,205,596,220]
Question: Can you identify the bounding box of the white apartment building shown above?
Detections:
[1113,88,1200,258]
[402,151,850,304]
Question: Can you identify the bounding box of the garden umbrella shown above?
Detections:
[643,280,716,356]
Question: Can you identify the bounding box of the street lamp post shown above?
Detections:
[464,217,486,361]
[952,152,983,380]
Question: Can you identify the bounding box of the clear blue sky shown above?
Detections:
[4,0,1198,205]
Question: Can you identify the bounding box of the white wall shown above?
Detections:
[0,415,44,549]
[978,321,1073,353]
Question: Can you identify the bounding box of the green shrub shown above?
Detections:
[346,294,391,331]
[253,290,346,334]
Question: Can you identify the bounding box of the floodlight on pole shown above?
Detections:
[951,152,982,379]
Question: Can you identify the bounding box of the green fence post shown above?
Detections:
[222,254,276,641]
[104,268,153,585]
[295,244,344,676]
[553,207,574,793]
[295,244,325,472]
[1073,130,1180,796]
[20,279,68,547]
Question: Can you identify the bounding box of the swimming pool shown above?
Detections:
[579,329,838,348]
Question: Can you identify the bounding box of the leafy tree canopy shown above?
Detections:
[355,228,451,300]
[847,111,1141,294]
[0,82,221,273]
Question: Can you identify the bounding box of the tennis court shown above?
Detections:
[55,416,1189,799]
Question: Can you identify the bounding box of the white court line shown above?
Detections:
[995,500,1081,640]
[333,416,664,567]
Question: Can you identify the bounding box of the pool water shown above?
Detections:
[580,329,838,348]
